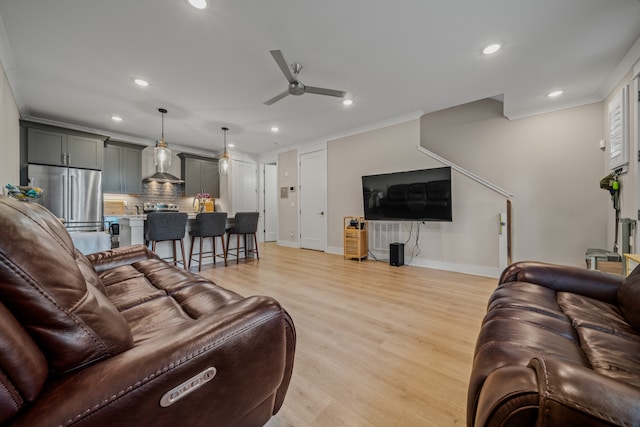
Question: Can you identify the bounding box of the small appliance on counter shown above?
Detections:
[109,223,120,248]
[143,202,179,213]
[103,216,121,249]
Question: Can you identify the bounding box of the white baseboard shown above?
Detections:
[280,244,500,278]
[363,249,500,278]
[405,257,500,278]
[277,240,300,249]
[326,246,343,256]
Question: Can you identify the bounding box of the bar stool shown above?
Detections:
[188,212,228,271]
[144,212,188,270]
[225,212,260,264]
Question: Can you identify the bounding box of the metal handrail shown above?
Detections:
[416,145,514,199]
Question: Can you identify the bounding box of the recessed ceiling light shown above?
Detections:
[228,143,235,148]
[134,78,149,87]
[111,115,123,122]
[342,99,353,106]
[271,126,279,132]
[482,43,502,55]
[189,0,207,9]
[548,90,564,98]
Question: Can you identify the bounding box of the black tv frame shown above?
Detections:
[362,166,452,222]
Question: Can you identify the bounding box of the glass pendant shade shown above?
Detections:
[154,143,171,173]
[219,127,230,175]
[155,108,171,173]
[219,153,229,175]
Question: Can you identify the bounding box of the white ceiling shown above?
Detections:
[1,0,639,156]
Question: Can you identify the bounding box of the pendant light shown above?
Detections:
[143,108,183,183]
[219,126,230,175]
[155,108,171,173]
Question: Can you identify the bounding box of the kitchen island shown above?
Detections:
[117,213,243,268]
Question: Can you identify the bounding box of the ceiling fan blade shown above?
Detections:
[270,50,296,84]
[305,86,347,98]
[264,90,290,106]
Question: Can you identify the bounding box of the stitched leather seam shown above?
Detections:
[546,394,631,426]
[0,253,111,364]
[62,311,281,426]
[490,303,567,321]
[483,315,580,346]
[475,341,584,364]
[5,202,71,249]
[533,358,632,426]
[0,369,22,413]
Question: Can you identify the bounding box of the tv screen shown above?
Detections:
[362,167,452,221]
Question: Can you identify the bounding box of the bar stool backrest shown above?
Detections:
[145,212,188,242]
[193,212,227,237]
[231,212,259,234]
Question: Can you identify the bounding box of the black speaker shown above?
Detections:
[390,242,404,267]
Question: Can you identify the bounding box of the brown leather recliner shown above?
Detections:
[0,196,295,426]
[468,261,640,426]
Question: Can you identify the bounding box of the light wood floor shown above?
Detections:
[197,243,497,427]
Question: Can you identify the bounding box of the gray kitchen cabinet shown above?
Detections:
[103,141,144,194]
[26,126,104,170]
[178,153,219,197]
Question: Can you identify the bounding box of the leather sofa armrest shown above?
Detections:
[86,244,159,273]
[473,359,640,427]
[499,261,622,304]
[11,296,294,427]
[529,357,640,426]
[473,366,539,427]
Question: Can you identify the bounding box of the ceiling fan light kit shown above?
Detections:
[264,50,347,105]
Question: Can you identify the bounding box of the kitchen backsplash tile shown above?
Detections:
[104,182,197,214]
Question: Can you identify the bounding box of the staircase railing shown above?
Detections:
[416,145,513,198]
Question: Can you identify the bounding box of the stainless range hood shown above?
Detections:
[143,171,184,184]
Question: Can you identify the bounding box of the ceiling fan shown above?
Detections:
[264,50,347,105]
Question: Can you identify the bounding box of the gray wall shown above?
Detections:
[326,99,607,273]
[278,149,299,244]
[0,60,19,187]
[328,119,506,276]
[420,98,606,267]
[603,70,638,250]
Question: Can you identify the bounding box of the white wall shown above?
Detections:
[0,59,19,187]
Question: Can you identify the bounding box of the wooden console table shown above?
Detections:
[344,216,367,261]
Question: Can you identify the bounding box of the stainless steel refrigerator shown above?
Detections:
[27,164,102,231]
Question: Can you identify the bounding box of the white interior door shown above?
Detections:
[300,150,327,251]
[264,164,278,241]
[232,160,258,214]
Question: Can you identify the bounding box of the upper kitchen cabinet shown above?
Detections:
[103,141,145,194]
[178,153,219,197]
[23,121,105,170]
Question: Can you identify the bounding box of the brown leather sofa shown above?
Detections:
[0,196,295,426]
[468,261,640,426]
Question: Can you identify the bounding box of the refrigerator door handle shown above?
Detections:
[62,173,67,220]
[69,174,75,221]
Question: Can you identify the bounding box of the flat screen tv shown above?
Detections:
[362,166,452,221]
